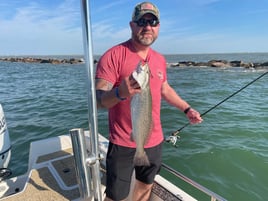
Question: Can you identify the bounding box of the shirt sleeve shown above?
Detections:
[95,49,120,85]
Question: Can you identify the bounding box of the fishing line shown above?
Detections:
[166,70,268,146]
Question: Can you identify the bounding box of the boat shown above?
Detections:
[0,0,227,200]
[0,105,11,170]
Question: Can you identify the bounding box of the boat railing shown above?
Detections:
[161,163,227,201]
[76,0,103,200]
[70,128,93,200]
[70,128,103,201]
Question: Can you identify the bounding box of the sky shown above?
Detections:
[1,0,268,56]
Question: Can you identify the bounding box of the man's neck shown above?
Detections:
[130,39,150,60]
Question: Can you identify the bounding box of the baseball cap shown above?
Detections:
[132,2,160,22]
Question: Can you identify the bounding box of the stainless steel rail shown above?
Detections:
[162,163,227,201]
[76,0,102,200]
[70,128,93,199]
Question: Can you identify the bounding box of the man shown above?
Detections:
[95,2,203,201]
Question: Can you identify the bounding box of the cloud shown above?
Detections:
[0,0,82,55]
[1,0,267,55]
[92,0,126,14]
[90,20,130,54]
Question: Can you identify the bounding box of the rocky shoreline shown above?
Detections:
[169,59,268,68]
[1,57,268,68]
[0,57,97,65]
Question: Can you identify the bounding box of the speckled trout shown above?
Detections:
[131,62,152,166]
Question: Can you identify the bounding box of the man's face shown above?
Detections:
[130,13,160,46]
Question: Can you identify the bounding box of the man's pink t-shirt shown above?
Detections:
[95,40,167,148]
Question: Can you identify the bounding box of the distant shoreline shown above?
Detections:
[168,60,268,68]
[0,57,99,65]
[0,56,268,69]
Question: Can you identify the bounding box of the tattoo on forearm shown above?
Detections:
[95,79,113,108]
[96,90,104,108]
[106,82,113,90]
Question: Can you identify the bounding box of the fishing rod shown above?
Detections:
[166,70,268,147]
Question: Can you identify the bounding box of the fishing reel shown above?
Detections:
[0,168,12,182]
[165,131,180,147]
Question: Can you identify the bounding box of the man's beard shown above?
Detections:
[133,33,157,46]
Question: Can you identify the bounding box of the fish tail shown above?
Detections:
[133,151,150,166]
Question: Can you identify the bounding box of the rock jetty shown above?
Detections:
[1,57,268,69]
[0,57,97,65]
[168,59,268,69]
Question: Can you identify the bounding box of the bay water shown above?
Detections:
[0,53,267,201]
